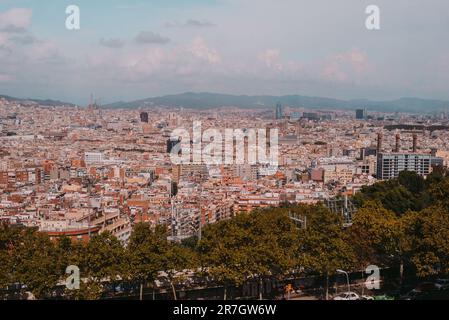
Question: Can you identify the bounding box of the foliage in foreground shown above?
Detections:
[1,170,449,299]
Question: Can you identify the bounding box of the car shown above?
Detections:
[400,289,421,300]
[415,282,438,292]
[373,294,395,300]
[435,279,449,291]
[360,295,374,300]
[333,292,360,300]
[399,286,437,301]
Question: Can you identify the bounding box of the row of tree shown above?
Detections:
[1,170,449,299]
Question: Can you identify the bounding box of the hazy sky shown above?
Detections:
[1,0,449,105]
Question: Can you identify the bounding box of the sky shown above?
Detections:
[0,0,449,105]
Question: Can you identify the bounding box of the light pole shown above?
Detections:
[336,269,350,294]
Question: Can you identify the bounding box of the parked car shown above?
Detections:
[435,279,449,291]
[415,282,438,292]
[400,289,422,300]
[373,294,394,300]
[333,292,360,300]
[400,283,438,300]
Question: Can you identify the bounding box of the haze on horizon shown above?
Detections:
[1,0,449,105]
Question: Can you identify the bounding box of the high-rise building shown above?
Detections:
[302,112,320,121]
[275,102,283,120]
[377,153,431,180]
[140,112,149,123]
[356,108,367,120]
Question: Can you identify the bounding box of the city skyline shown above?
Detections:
[2,1,449,304]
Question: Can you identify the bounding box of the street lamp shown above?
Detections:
[336,269,350,294]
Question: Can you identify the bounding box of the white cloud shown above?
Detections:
[0,8,32,32]
[258,49,283,71]
[188,37,221,64]
[322,48,371,83]
[165,19,216,28]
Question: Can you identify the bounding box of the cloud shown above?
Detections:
[0,74,12,82]
[322,48,371,82]
[165,19,216,28]
[0,8,32,33]
[135,31,170,45]
[0,33,8,47]
[10,34,36,45]
[258,49,283,71]
[99,37,125,48]
[188,37,221,64]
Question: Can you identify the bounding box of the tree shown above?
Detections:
[160,242,197,300]
[69,232,125,300]
[13,228,61,299]
[405,206,449,277]
[353,178,424,215]
[198,217,252,300]
[296,204,355,300]
[245,209,299,300]
[0,224,23,295]
[351,201,411,286]
[127,224,197,300]
[428,177,449,209]
[127,223,165,300]
[199,209,299,300]
[398,170,425,195]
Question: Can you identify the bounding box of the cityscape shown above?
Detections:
[1,0,449,310]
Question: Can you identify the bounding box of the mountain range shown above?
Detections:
[104,92,449,114]
[2,92,449,114]
[0,94,75,107]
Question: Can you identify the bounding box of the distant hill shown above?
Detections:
[104,92,449,114]
[0,94,75,107]
[2,92,449,113]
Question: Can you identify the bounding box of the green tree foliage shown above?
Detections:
[127,223,164,298]
[351,201,408,271]
[159,241,197,300]
[13,228,61,299]
[199,209,299,299]
[354,171,432,214]
[294,204,355,299]
[405,206,449,277]
[67,232,126,300]
[3,169,449,300]
[397,170,425,194]
[198,216,252,299]
[127,223,197,300]
[0,224,22,293]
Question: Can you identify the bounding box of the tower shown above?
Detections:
[275,102,283,120]
[412,133,418,153]
[394,132,401,152]
[377,132,383,153]
[140,112,149,123]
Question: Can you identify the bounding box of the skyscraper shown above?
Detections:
[275,102,283,120]
[140,112,149,123]
[356,108,367,120]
